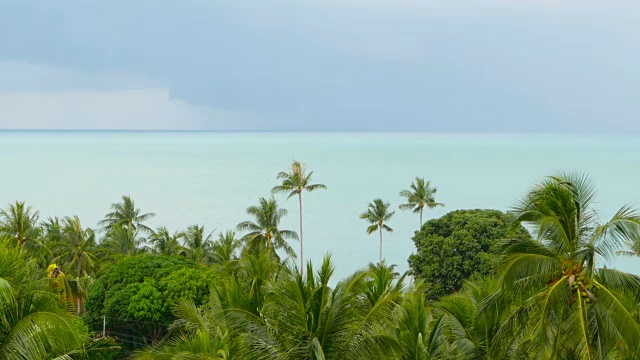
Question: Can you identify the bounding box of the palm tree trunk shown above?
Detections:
[420,208,423,229]
[77,261,82,316]
[299,193,304,277]
[379,227,383,263]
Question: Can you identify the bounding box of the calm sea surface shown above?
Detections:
[1,131,639,279]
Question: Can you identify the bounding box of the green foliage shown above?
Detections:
[181,224,215,264]
[0,240,119,359]
[399,177,444,228]
[237,196,298,260]
[498,172,640,358]
[98,195,155,233]
[409,209,531,300]
[84,255,217,351]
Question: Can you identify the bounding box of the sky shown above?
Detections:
[0,0,639,131]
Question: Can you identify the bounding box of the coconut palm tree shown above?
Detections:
[497,172,640,358]
[395,282,449,360]
[0,276,120,360]
[211,230,241,265]
[51,216,99,314]
[360,199,395,263]
[0,240,119,359]
[399,177,444,228]
[41,216,63,246]
[100,224,147,260]
[272,160,326,275]
[246,256,404,359]
[98,195,155,233]
[53,216,99,278]
[148,226,185,256]
[181,225,215,264]
[237,197,298,260]
[0,201,41,249]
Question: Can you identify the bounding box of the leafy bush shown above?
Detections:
[84,255,218,350]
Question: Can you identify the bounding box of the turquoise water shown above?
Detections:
[1,131,640,279]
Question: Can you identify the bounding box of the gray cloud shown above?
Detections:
[0,0,639,131]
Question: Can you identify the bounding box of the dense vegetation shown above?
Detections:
[1,164,640,359]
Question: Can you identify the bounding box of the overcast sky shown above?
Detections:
[1,0,639,131]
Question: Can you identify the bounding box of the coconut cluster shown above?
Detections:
[568,274,596,303]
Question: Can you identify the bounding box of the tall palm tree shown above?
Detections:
[148,226,185,256]
[237,197,298,260]
[498,172,640,358]
[211,230,241,265]
[181,225,215,264]
[272,160,326,275]
[0,201,41,248]
[98,195,155,233]
[360,199,395,263]
[51,216,99,315]
[399,177,444,228]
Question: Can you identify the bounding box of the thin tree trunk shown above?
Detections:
[299,193,304,277]
[77,261,82,316]
[379,227,383,263]
[420,208,423,229]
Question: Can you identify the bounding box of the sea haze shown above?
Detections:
[2,131,639,279]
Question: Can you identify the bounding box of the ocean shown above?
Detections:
[2,131,639,279]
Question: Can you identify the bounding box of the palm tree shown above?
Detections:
[395,282,449,360]
[211,230,241,265]
[0,276,120,359]
[399,177,444,228]
[272,160,326,275]
[237,197,298,260]
[100,224,147,260]
[498,172,640,358]
[51,216,99,315]
[360,199,395,263]
[148,226,185,256]
[0,241,119,359]
[181,225,215,264]
[0,201,41,247]
[98,195,155,233]
[248,256,404,359]
[41,216,63,246]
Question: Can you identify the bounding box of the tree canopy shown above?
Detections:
[84,255,218,350]
[409,209,531,299]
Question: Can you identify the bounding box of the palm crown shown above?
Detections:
[98,195,155,233]
[272,160,327,199]
[148,226,185,256]
[180,225,215,264]
[52,216,98,279]
[360,198,395,262]
[237,197,298,260]
[0,201,40,246]
[498,172,640,358]
[399,177,443,228]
